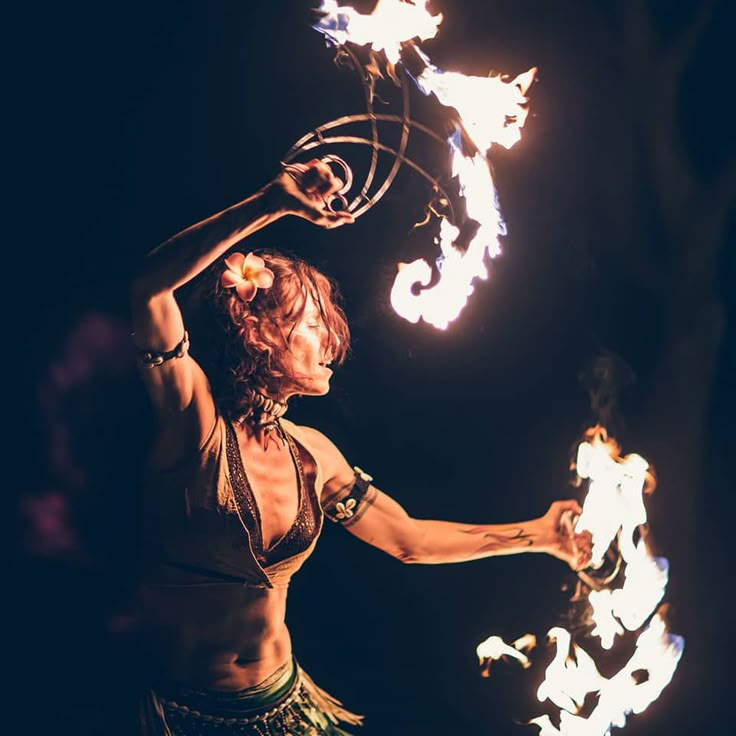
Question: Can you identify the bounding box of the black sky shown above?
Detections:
[12,2,734,735]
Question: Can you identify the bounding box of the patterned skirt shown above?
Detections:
[139,659,362,736]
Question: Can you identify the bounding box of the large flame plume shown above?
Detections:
[315,0,442,65]
[476,428,684,735]
[314,0,535,329]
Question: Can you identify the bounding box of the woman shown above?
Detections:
[131,159,592,735]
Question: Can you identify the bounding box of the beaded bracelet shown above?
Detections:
[137,331,190,367]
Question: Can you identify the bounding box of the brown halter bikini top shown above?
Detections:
[224,418,320,568]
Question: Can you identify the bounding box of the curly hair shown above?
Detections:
[186,250,350,421]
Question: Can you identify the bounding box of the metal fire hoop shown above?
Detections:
[280,44,455,223]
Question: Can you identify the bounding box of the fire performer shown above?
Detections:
[131,158,592,735]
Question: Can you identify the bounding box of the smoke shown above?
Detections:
[578,349,636,435]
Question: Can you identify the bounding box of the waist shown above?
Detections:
[159,647,295,696]
[191,639,294,691]
[139,584,292,688]
[141,658,300,735]
[158,656,295,704]
[143,632,295,692]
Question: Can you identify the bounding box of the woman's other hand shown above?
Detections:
[536,500,593,571]
[267,159,355,229]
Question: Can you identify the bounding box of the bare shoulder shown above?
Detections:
[292,424,332,448]
[289,423,342,459]
[286,423,352,481]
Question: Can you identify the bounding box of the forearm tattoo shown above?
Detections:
[461,525,535,553]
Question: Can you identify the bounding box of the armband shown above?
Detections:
[137,331,190,367]
[323,466,376,526]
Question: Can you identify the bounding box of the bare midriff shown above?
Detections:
[141,581,292,691]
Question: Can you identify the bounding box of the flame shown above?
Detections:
[314,0,442,65]
[476,428,684,734]
[313,1,535,329]
[477,633,537,676]
[574,428,669,643]
[531,614,684,736]
[413,47,536,152]
[536,628,607,715]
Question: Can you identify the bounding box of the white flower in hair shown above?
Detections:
[221,252,275,302]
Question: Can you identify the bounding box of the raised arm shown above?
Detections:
[303,427,592,571]
[131,161,352,465]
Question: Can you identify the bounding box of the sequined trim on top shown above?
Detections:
[224,418,321,567]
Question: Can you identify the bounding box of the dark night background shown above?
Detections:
[11,1,734,734]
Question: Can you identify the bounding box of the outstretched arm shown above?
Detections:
[345,491,590,569]
[303,427,592,571]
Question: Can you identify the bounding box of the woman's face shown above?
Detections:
[279,293,336,398]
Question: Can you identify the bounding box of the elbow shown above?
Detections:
[130,274,171,305]
[130,274,153,302]
[395,548,423,564]
[380,520,431,564]
[392,533,430,565]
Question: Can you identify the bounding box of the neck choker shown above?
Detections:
[238,390,289,450]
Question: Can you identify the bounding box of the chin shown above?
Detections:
[294,379,331,397]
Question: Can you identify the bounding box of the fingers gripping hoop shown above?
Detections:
[281,45,455,223]
[282,155,354,213]
[321,154,354,212]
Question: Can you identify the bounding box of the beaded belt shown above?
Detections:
[161,668,304,727]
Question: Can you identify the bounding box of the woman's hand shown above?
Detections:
[265,158,355,229]
[535,500,593,571]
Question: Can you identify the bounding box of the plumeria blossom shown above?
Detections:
[221,252,275,302]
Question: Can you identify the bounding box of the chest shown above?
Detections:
[235,433,303,552]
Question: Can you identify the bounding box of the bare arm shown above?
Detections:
[303,427,592,570]
[131,186,285,359]
[344,491,589,568]
[131,161,352,465]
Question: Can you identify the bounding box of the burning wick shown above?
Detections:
[477,427,684,735]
